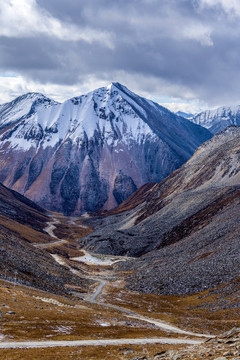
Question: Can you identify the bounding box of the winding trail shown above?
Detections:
[33,217,67,248]
[88,278,213,338]
[89,279,107,303]
[14,216,214,350]
[45,221,58,238]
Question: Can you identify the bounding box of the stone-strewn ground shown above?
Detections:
[132,328,240,360]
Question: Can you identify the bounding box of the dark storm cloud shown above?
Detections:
[1,0,240,107]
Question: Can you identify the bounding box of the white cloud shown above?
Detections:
[182,23,213,46]
[0,74,26,103]
[161,100,208,115]
[0,73,109,104]
[0,0,113,47]
[199,0,240,17]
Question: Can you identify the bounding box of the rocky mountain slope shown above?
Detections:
[0,182,89,294]
[0,83,211,215]
[192,105,240,134]
[81,126,240,298]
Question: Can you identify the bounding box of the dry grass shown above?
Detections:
[0,280,182,343]
[0,215,51,244]
[53,215,93,240]
[0,247,239,359]
[0,278,191,359]
[0,343,184,360]
[100,280,240,335]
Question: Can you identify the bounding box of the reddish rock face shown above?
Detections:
[0,83,211,215]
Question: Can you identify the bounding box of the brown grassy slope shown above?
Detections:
[0,182,48,232]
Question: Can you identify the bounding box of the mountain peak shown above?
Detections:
[106,82,135,98]
[12,92,49,103]
[107,82,117,90]
[107,81,123,90]
[0,92,58,129]
[22,91,45,98]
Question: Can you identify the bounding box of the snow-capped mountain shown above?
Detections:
[192,105,240,134]
[0,83,212,215]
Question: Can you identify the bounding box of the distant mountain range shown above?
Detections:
[81,126,240,296]
[191,105,240,134]
[0,83,211,215]
[176,105,240,135]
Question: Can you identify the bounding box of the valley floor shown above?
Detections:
[0,215,239,359]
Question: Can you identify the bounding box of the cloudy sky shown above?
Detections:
[0,0,240,113]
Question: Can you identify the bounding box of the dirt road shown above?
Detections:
[0,337,203,349]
